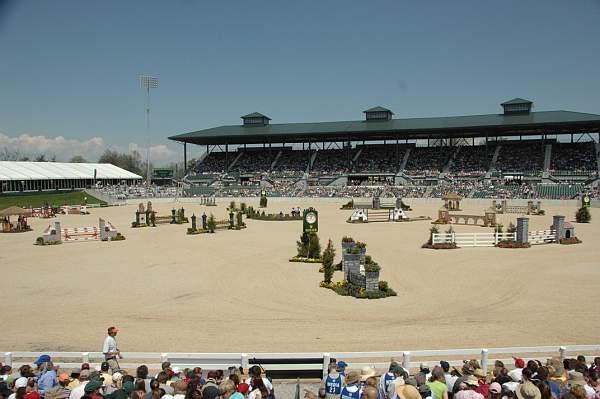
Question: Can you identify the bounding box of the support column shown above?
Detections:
[553,215,565,243]
[516,217,529,244]
[225,143,229,173]
[183,142,187,174]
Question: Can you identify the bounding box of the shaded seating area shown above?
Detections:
[0,206,32,233]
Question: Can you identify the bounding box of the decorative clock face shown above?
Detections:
[306,212,317,224]
[584,196,590,203]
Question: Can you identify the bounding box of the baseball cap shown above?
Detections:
[80,370,91,379]
[81,363,90,370]
[58,373,70,382]
[112,372,123,382]
[490,382,502,394]
[84,380,102,393]
[440,361,450,372]
[34,355,51,366]
[513,357,525,368]
[390,363,405,375]
[15,377,28,389]
[337,361,348,369]
[237,383,250,394]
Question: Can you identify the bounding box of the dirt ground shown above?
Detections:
[0,198,598,353]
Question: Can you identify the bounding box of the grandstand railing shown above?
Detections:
[4,345,600,377]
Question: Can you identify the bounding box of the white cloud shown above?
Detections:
[0,132,179,164]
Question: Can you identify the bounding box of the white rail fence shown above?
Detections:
[3,345,600,377]
[432,232,516,247]
[529,230,556,244]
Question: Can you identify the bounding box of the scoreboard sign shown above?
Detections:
[582,194,591,208]
[303,207,318,233]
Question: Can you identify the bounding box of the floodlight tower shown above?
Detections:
[139,75,159,185]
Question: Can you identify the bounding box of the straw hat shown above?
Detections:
[360,367,377,381]
[465,376,480,387]
[345,370,361,385]
[516,381,541,399]
[395,384,421,399]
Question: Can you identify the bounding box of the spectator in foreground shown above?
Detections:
[323,363,344,399]
[340,370,362,399]
[37,362,58,398]
[426,367,448,399]
[380,362,403,399]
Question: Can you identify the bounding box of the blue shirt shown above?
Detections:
[340,385,361,399]
[37,370,58,396]
[325,374,343,395]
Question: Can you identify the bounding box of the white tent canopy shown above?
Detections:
[0,161,142,181]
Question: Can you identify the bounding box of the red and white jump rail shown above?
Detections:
[41,218,118,244]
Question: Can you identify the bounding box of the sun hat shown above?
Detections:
[34,355,51,366]
[490,382,502,394]
[395,384,421,399]
[58,373,70,382]
[390,363,405,375]
[465,376,480,387]
[360,367,377,381]
[123,381,136,394]
[474,369,486,378]
[568,371,585,386]
[516,381,541,399]
[345,370,361,385]
[513,357,525,369]
[45,386,67,399]
[84,380,103,393]
[15,377,28,389]
[237,383,250,393]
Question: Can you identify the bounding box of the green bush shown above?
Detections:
[259,195,268,208]
[321,239,336,283]
[36,237,44,245]
[307,233,321,259]
[576,207,591,223]
[207,213,217,233]
[364,262,380,272]
[378,280,389,291]
[240,202,247,213]
[507,222,517,234]
[495,223,504,233]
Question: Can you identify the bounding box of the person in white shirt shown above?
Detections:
[102,326,122,372]
[69,370,90,399]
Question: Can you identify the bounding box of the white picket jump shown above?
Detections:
[528,229,556,244]
[432,232,516,247]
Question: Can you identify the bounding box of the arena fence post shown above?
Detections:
[82,352,90,364]
[403,351,411,370]
[4,352,12,367]
[161,353,168,364]
[241,353,249,371]
[559,346,566,362]
[481,349,488,376]
[322,353,331,378]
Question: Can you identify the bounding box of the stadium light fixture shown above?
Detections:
[139,75,159,186]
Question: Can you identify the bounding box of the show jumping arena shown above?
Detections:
[1,198,599,353]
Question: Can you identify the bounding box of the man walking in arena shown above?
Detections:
[102,326,122,372]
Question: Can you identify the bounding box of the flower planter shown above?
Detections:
[365,271,380,293]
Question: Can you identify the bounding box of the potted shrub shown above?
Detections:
[341,236,355,251]
[322,239,336,284]
[207,214,217,233]
[576,207,591,223]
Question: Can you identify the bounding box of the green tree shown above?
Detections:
[307,233,321,259]
[576,207,591,223]
[207,213,217,233]
[70,155,88,163]
[322,239,336,283]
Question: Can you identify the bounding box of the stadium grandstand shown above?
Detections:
[0,161,142,193]
[169,98,600,199]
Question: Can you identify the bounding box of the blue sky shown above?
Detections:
[0,0,599,163]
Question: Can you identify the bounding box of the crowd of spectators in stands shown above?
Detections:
[448,146,492,177]
[3,353,599,399]
[550,143,598,175]
[311,150,350,175]
[233,152,273,175]
[195,153,228,174]
[271,150,309,175]
[495,143,544,175]
[352,146,401,173]
[404,147,447,176]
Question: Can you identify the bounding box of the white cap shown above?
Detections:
[112,372,123,381]
[172,367,181,374]
[161,395,174,399]
[15,377,28,389]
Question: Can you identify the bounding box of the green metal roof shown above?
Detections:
[169,110,600,145]
[501,98,533,105]
[364,106,394,114]
[241,112,271,119]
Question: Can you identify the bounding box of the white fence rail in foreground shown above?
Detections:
[4,345,600,377]
[432,232,516,247]
[528,230,556,244]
